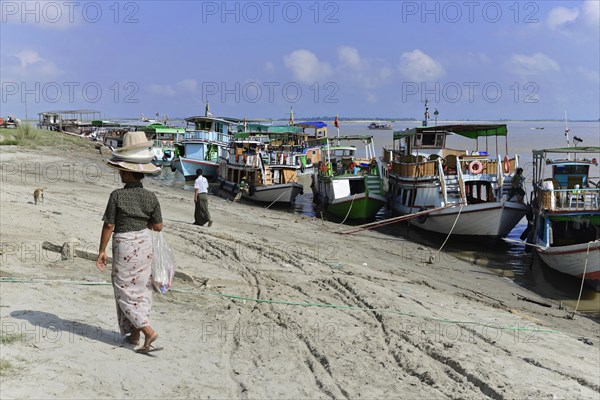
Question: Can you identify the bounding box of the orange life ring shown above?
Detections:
[387,163,392,171]
[468,160,483,174]
[502,155,510,173]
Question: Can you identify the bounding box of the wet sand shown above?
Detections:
[1,142,599,399]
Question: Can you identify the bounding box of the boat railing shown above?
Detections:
[390,155,518,179]
[184,130,232,144]
[153,139,175,148]
[390,159,439,178]
[228,153,261,167]
[266,152,299,166]
[540,187,600,211]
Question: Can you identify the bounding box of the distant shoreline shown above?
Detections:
[17,117,600,124]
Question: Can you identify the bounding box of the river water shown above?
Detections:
[155,120,600,314]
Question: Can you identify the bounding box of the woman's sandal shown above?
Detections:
[136,333,162,354]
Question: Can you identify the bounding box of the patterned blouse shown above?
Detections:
[102,182,162,233]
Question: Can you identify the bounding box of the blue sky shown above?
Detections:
[1,1,599,120]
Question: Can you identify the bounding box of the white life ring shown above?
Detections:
[468,160,483,174]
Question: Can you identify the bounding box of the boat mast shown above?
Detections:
[422,99,430,127]
[564,109,571,160]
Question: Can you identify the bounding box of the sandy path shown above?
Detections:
[1,145,599,399]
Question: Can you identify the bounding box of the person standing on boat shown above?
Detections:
[96,131,163,353]
[194,169,213,227]
[507,167,526,203]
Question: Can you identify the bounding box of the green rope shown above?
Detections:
[0,277,560,333]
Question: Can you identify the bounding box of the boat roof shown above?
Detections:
[533,147,600,156]
[327,145,356,151]
[147,126,186,134]
[38,109,100,115]
[295,121,328,128]
[184,116,238,125]
[394,124,508,140]
[236,124,305,134]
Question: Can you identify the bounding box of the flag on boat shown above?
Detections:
[205,101,212,117]
[334,115,339,128]
[243,116,247,132]
[289,107,294,125]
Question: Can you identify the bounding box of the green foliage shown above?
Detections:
[0,332,25,344]
[0,125,92,148]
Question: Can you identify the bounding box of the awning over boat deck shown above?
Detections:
[394,124,508,140]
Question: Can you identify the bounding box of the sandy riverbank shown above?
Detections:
[1,139,599,399]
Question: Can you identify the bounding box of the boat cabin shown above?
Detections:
[533,148,600,212]
[549,161,592,189]
[185,116,236,135]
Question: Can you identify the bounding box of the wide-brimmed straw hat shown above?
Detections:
[106,159,160,174]
[114,131,153,151]
[106,131,159,174]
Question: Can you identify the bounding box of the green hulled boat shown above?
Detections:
[311,135,387,221]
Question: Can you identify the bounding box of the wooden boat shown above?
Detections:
[529,147,600,290]
[218,139,303,204]
[171,116,235,180]
[312,135,386,220]
[141,123,185,167]
[380,106,527,237]
[368,122,393,130]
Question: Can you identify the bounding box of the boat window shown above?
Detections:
[349,179,365,195]
[421,134,436,146]
[553,165,589,175]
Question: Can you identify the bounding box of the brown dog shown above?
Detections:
[33,188,44,205]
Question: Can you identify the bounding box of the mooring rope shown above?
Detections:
[429,204,464,264]
[265,189,289,210]
[573,241,592,314]
[339,194,357,225]
[0,277,559,333]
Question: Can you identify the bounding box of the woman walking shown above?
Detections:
[96,132,163,353]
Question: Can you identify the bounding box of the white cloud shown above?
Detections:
[176,79,197,92]
[398,49,445,82]
[547,1,599,31]
[283,50,333,83]
[337,46,361,68]
[333,46,393,89]
[508,53,561,77]
[148,79,197,96]
[547,6,579,30]
[581,0,600,26]
[2,49,63,78]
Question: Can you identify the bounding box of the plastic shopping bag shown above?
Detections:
[151,231,175,294]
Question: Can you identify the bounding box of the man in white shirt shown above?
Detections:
[194,169,213,227]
